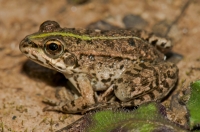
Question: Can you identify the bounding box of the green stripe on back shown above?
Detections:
[29,32,140,40]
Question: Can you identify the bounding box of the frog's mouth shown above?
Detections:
[21,46,74,76]
[20,37,76,77]
[20,37,54,69]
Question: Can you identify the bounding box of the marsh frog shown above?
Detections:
[19,20,178,113]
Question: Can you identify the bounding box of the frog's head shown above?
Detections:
[19,21,78,77]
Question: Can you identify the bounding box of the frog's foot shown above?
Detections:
[43,97,95,114]
[55,87,75,101]
[43,99,72,113]
[42,98,60,106]
[148,35,172,54]
[139,30,172,54]
[81,102,121,114]
[43,100,75,113]
[43,99,120,114]
[42,98,68,112]
[43,105,64,113]
[42,98,73,112]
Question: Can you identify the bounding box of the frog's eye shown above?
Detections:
[44,39,64,58]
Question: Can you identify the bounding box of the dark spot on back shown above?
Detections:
[86,40,93,44]
[128,38,135,46]
[117,78,123,83]
[76,38,81,44]
[139,63,148,69]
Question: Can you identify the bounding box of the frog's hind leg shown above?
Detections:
[113,62,178,107]
[97,84,115,102]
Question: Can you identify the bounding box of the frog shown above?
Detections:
[19,20,178,114]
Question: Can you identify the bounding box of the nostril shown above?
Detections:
[24,37,32,45]
[19,37,33,51]
[20,37,38,48]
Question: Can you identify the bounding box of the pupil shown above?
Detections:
[49,43,58,51]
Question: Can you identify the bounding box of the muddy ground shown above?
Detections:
[0,0,200,131]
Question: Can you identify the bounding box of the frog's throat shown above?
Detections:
[29,32,141,41]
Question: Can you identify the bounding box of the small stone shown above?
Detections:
[123,14,148,29]
[87,20,119,30]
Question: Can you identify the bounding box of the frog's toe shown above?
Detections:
[42,98,59,106]
[43,105,63,112]
[55,87,75,101]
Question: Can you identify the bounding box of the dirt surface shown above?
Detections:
[0,0,200,131]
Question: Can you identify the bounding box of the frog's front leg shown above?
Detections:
[43,74,96,113]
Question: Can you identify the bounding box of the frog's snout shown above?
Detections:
[19,37,38,53]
